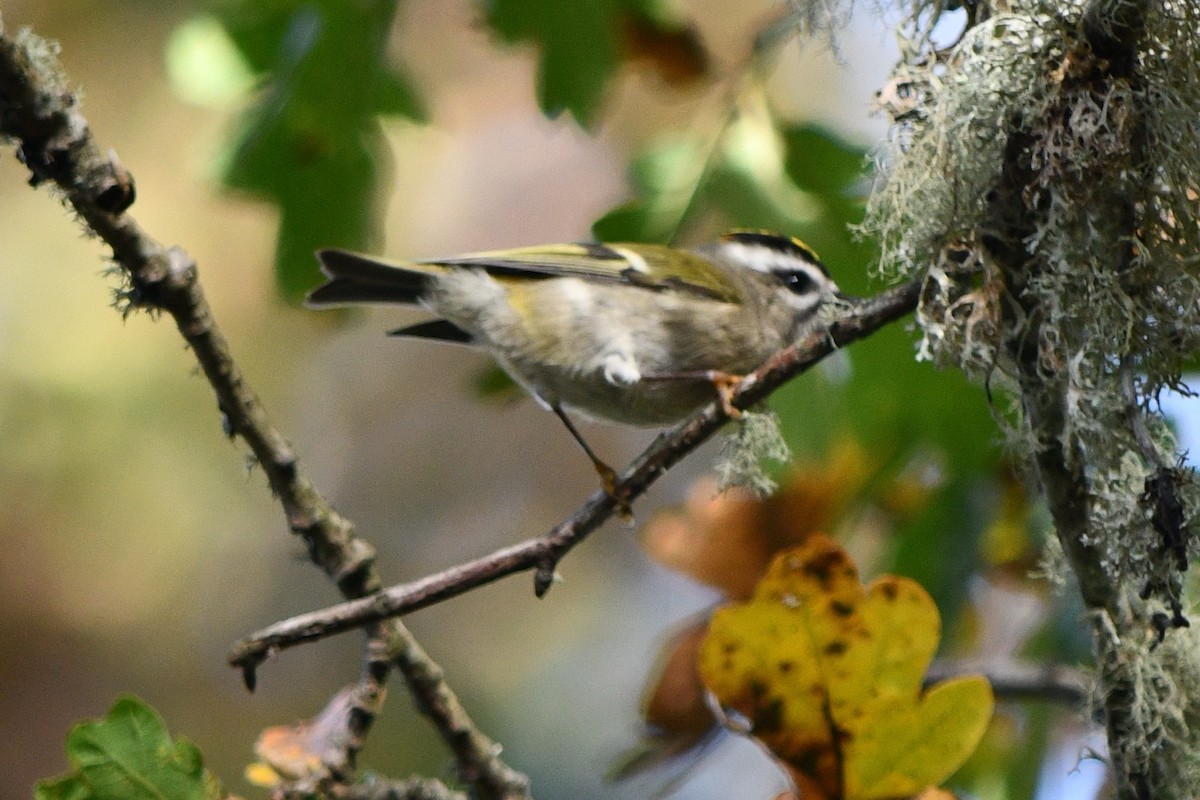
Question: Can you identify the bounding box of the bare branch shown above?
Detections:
[382,626,529,796]
[0,16,528,800]
[227,279,922,668]
[925,659,1091,709]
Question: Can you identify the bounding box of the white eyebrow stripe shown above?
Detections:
[609,245,650,273]
[720,241,814,274]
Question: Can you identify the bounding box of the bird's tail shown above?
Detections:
[307,249,442,307]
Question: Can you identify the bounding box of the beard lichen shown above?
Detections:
[862,0,1200,794]
[715,407,792,496]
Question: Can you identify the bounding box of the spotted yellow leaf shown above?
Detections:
[699,534,993,800]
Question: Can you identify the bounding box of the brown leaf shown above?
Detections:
[640,441,875,598]
[618,12,709,86]
[252,687,357,781]
[643,620,715,736]
[641,478,775,598]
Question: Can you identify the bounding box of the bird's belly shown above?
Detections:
[495,347,727,427]
[551,371,716,427]
[442,275,783,426]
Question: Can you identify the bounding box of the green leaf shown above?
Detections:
[486,0,617,124]
[165,16,256,108]
[215,0,425,124]
[374,71,426,118]
[35,696,216,800]
[205,0,425,302]
[484,0,693,126]
[592,137,704,242]
[223,101,390,301]
[782,123,868,197]
[34,775,91,800]
[592,121,874,264]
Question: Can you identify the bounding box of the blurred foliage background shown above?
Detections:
[0,0,1129,797]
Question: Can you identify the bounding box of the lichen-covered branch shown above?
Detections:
[327,780,468,800]
[0,15,528,800]
[864,0,1200,796]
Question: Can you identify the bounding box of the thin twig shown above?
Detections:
[227,280,922,668]
[346,629,394,767]
[1120,363,1166,470]
[0,17,529,800]
[925,658,1091,708]
[382,627,529,793]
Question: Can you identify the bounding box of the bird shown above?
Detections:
[307,230,839,491]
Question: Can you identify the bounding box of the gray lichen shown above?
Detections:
[862,0,1200,795]
[715,408,792,496]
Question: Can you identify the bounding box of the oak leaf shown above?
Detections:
[699,535,992,800]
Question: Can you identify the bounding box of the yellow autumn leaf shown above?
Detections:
[845,678,992,799]
[699,534,993,800]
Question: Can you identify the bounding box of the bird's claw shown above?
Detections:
[597,462,635,523]
[706,370,744,419]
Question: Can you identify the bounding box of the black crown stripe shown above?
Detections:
[719,230,828,275]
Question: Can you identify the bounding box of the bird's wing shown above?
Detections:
[431,242,743,303]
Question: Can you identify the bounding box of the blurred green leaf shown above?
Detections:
[34,776,90,800]
[207,0,425,302]
[486,0,616,125]
[165,16,257,108]
[593,137,704,242]
[224,102,389,301]
[484,0,702,126]
[592,121,874,266]
[1024,585,1094,665]
[35,696,218,800]
[783,123,868,197]
[1005,706,1054,799]
[950,704,1053,800]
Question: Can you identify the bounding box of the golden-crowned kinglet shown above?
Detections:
[307,230,838,486]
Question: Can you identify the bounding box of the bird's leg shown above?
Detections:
[640,369,745,419]
[550,403,633,518]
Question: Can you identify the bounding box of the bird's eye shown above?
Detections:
[779,270,816,294]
